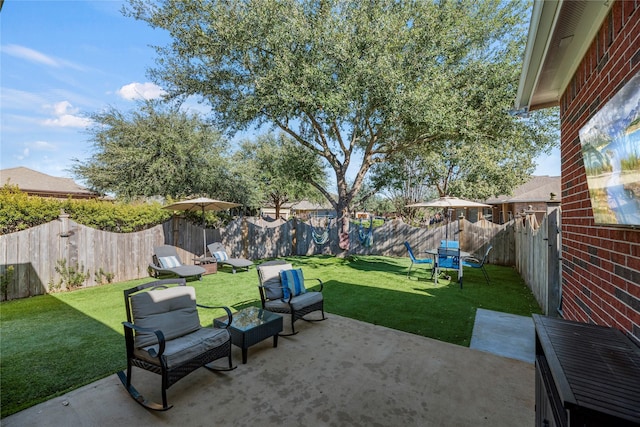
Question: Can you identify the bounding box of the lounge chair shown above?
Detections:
[149,245,206,280]
[207,242,253,274]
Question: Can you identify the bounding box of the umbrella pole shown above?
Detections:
[202,206,207,257]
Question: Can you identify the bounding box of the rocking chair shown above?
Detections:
[118,278,234,410]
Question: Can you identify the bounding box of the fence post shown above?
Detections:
[242,216,249,259]
[546,199,562,316]
[292,217,298,256]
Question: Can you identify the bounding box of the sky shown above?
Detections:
[0,0,561,184]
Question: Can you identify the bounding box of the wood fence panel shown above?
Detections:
[1,211,558,307]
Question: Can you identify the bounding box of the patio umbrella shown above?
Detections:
[406,196,490,241]
[163,197,241,255]
[406,196,490,209]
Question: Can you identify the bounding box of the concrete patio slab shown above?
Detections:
[470,308,535,364]
[3,313,535,427]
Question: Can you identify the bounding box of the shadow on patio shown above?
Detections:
[4,313,534,427]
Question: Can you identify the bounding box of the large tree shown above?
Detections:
[125,0,550,249]
[370,109,559,204]
[235,133,327,218]
[72,100,233,200]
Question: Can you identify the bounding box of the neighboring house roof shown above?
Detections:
[515,1,613,111]
[485,176,561,204]
[290,199,334,211]
[0,167,98,199]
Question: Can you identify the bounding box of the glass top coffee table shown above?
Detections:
[214,306,283,364]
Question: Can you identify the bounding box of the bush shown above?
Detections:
[62,199,171,232]
[0,185,62,234]
[0,185,173,234]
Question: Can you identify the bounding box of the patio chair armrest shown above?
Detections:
[122,321,166,357]
[197,304,233,328]
[308,278,324,292]
[465,257,481,263]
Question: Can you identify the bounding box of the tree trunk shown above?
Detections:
[337,202,350,252]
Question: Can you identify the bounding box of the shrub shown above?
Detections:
[0,185,62,234]
[53,259,90,290]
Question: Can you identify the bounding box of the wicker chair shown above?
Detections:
[256,260,326,335]
[118,278,234,411]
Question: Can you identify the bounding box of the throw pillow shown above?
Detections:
[213,251,229,262]
[158,255,181,269]
[280,268,306,299]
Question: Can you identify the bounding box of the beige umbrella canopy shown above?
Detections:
[164,197,241,255]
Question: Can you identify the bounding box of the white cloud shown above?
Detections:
[28,140,57,151]
[2,44,85,70]
[17,148,29,160]
[117,82,166,100]
[3,44,59,66]
[42,101,92,128]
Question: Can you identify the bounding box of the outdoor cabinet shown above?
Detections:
[533,314,640,427]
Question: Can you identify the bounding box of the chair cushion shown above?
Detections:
[280,268,306,299]
[135,327,230,368]
[264,291,323,312]
[158,255,181,269]
[440,240,459,249]
[258,263,293,300]
[131,286,202,348]
[212,251,229,262]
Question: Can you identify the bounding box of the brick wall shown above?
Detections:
[559,1,640,342]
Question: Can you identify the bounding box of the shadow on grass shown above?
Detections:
[0,292,127,418]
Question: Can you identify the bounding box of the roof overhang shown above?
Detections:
[515,0,613,111]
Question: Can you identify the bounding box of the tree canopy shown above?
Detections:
[125,0,556,248]
[72,100,233,200]
[235,133,326,219]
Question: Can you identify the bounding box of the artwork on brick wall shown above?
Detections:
[579,71,640,227]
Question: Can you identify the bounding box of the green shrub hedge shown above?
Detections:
[0,185,172,234]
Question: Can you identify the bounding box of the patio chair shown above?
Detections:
[207,242,253,274]
[118,278,234,411]
[149,245,206,280]
[256,260,326,335]
[404,241,433,279]
[436,247,462,288]
[463,245,493,285]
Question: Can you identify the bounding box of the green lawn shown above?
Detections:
[0,255,541,418]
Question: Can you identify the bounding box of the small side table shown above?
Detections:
[194,257,217,275]
[215,307,283,364]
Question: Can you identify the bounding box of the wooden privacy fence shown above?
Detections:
[514,203,562,316]
[1,209,560,311]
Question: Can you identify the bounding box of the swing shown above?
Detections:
[310,215,331,245]
[358,215,374,247]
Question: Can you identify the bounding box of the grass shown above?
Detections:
[0,255,542,418]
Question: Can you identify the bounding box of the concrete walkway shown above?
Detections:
[3,313,535,427]
[470,308,535,364]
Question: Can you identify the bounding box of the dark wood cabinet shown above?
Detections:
[534,315,640,427]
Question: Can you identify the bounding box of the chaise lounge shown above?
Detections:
[207,242,253,274]
[149,245,206,280]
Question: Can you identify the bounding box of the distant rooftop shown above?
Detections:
[485,175,561,204]
[0,167,98,199]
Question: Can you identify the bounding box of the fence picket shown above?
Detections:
[1,212,558,314]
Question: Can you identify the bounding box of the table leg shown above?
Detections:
[273,334,278,348]
[242,348,248,364]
